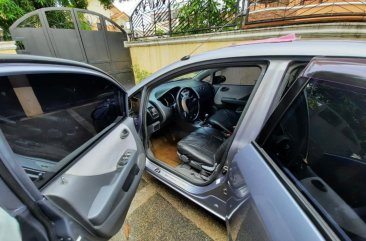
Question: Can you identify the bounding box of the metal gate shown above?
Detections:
[10,7,135,88]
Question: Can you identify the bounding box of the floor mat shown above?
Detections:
[124,194,213,241]
[150,135,182,167]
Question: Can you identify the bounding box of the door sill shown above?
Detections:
[145,158,227,220]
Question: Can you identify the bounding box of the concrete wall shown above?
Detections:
[87,0,112,19]
[0,41,17,54]
[87,0,129,27]
[126,22,366,82]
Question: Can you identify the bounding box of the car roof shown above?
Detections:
[1,40,366,94]
[129,40,366,94]
[0,54,108,75]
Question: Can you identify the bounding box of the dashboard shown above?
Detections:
[146,79,214,135]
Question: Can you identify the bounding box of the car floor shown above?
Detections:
[149,123,217,183]
[150,134,182,167]
[110,172,226,241]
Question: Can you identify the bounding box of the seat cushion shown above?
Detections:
[208,109,240,133]
[177,127,226,167]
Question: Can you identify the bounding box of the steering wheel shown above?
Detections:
[176,87,200,122]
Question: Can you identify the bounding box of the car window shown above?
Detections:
[281,63,307,96]
[261,77,366,240]
[214,67,261,85]
[0,73,125,185]
[170,71,201,81]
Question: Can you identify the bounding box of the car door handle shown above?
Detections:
[221,97,247,106]
[220,87,229,92]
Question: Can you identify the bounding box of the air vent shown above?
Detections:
[147,106,159,119]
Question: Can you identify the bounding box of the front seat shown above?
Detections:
[207,109,240,133]
[177,127,228,172]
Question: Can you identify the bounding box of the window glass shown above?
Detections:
[0,74,124,185]
[215,67,261,85]
[105,19,121,32]
[201,75,212,83]
[263,78,366,240]
[18,15,42,28]
[78,12,102,31]
[0,78,25,120]
[46,10,75,29]
[170,71,200,81]
[282,63,307,96]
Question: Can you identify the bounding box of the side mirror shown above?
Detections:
[212,75,226,84]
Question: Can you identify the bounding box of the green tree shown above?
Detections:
[0,0,113,40]
[175,0,238,35]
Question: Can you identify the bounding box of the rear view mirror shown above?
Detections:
[212,75,226,84]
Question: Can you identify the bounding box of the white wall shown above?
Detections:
[87,0,113,19]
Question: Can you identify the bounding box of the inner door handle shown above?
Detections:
[221,87,229,92]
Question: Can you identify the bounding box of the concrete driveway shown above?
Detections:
[110,173,227,241]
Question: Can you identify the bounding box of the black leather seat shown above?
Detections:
[177,127,227,171]
[208,109,240,133]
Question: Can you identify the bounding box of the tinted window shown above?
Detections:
[282,63,307,96]
[0,73,124,184]
[262,78,366,240]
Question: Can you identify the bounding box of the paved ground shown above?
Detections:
[110,173,227,241]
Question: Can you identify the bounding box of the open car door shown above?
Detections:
[0,56,145,241]
[226,58,366,241]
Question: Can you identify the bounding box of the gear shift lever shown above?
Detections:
[202,113,209,125]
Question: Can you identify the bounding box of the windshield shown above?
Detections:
[170,71,201,81]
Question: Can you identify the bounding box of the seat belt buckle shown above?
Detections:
[224,132,231,137]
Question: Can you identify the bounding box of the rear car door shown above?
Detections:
[226,58,366,241]
[0,57,145,241]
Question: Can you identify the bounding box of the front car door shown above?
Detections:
[0,56,145,241]
[227,57,366,241]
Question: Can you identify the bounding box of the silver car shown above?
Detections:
[1,40,366,241]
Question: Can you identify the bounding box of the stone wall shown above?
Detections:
[0,41,17,54]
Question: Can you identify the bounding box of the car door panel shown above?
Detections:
[43,117,144,237]
[0,62,145,241]
[0,177,49,241]
[0,130,54,241]
[227,143,325,241]
[214,85,253,109]
[224,60,328,241]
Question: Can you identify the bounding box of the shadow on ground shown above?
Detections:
[110,173,226,241]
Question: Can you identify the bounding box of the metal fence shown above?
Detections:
[130,0,245,39]
[246,0,366,26]
[130,0,366,39]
